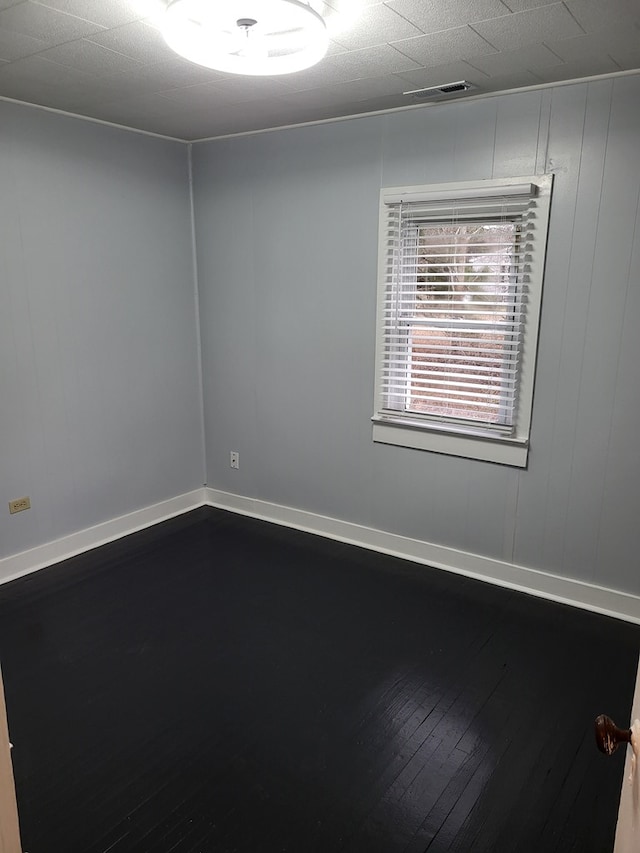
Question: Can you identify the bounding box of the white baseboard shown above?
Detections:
[2,485,638,625]
[204,487,640,625]
[0,488,207,586]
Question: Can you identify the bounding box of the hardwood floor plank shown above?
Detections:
[0,508,637,852]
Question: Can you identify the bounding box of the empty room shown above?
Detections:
[1,1,640,851]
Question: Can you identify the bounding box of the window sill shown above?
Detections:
[372,420,529,467]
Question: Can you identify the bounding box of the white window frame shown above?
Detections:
[372,175,553,467]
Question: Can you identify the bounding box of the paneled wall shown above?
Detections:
[0,102,203,561]
[3,76,638,602]
[193,75,640,598]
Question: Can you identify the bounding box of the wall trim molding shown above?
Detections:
[0,94,185,143]
[204,488,640,625]
[0,489,207,586]
[2,70,638,147]
[191,70,640,144]
[2,486,637,625]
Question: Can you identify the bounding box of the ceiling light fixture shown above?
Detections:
[162,0,330,76]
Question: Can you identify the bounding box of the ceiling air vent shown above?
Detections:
[404,81,475,101]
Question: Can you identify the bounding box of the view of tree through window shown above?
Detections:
[405,220,521,425]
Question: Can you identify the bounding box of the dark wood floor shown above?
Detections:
[0,507,637,853]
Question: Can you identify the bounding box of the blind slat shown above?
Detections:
[381,379,517,395]
[383,362,518,377]
[382,322,520,334]
[390,392,517,411]
[383,353,519,367]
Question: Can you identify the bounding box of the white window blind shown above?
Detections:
[373,176,553,466]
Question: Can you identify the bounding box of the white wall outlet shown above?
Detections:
[9,496,31,514]
[230,451,239,470]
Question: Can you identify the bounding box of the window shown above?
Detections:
[373,175,553,467]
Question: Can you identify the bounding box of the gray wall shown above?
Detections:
[0,102,203,560]
[193,75,640,597]
[3,76,638,599]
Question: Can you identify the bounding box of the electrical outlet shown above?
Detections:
[230,451,239,470]
[9,496,31,514]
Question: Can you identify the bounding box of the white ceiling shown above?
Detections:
[0,0,638,141]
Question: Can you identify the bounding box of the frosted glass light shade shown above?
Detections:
[162,0,330,76]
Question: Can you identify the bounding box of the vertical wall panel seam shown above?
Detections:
[535,88,553,174]
[507,471,520,564]
[596,178,640,565]
[539,85,586,568]
[187,143,208,487]
[490,99,498,178]
[248,138,260,496]
[560,79,614,575]
[594,92,640,571]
